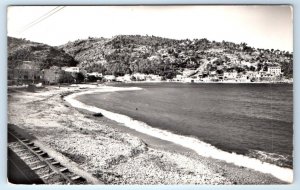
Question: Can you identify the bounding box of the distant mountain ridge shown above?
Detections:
[8,35,293,79]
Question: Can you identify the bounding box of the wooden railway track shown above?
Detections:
[8,128,88,184]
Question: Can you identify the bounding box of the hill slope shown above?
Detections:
[8,37,78,70]
[59,35,293,78]
[8,35,292,79]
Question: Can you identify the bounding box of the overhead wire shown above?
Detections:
[17,6,65,34]
[18,6,61,32]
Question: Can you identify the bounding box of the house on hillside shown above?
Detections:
[267,66,282,76]
[62,67,80,73]
[257,70,266,78]
[116,74,131,82]
[87,72,103,78]
[202,77,210,82]
[104,75,116,82]
[87,72,102,78]
[236,73,250,82]
[209,71,217,75]
[145,74,162,81]
[247,71,255,77]
[174,74,184,82]
[208,74,218,81]
[116,76,125,82]
[183,77,195,83]
[223,71,238,79]
[240,60,252,67]
[217,74,224,81]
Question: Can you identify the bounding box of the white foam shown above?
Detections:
[65,86,293,183]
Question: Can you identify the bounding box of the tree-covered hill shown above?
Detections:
[59,35,293,79]
[8,37,78,70]
[8,35,293,79]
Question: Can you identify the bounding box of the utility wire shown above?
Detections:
[18,6,61,32]
[18,6,65,34]
[19,6,65,33]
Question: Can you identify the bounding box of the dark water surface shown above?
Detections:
[77,83,293,168]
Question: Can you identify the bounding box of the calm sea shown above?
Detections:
[77,83,293,168]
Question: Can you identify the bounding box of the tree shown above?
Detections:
[130,76,136,81]
[87,75,99,82]
[249,66,256,71]
[235,67,245,73]
[73,72,85,83]
[216,70,223,75]
[281,61,293,78]
[257,63,263,71]
[59,72,73,83]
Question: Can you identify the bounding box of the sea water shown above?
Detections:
[72,83,293,182]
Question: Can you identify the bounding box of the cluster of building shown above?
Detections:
[8,65,85,85]
[105,73,163,82]
[8,63,165,85]
[8,61,284,86]
[173,66,283,83]
[102,65,282,83]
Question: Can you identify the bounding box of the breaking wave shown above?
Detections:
[64,86,293,183]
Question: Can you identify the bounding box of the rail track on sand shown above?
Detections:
[8,128,88,184]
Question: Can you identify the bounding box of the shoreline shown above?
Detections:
[66,85,292,183]
[111,80,293,84]
[8,84,290,184]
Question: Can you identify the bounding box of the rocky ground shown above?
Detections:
[7,84,286,184]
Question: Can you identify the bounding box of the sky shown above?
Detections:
[7,6,293,52]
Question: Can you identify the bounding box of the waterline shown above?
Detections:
[64,86,293,183]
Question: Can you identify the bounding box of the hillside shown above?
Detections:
[8,35,293,79]
[8,37,78,70]
[59,35,293,79]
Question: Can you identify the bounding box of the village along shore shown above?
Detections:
[7,83,290,184]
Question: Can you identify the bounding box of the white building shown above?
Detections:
[104,75,116,81]
[224,71,238,79]
[62,67,80,73]
[209,71,217,75]
[133,73,146,81]
[202,77,211,82]
[237,74,250,82]
[257,70,267,78]
[267,66,282,76]
[145,74,162,81]
[208,74,218,81]
[247,71,257,78]
[174,74,184,82]
[87,72,103,78]
[241,74,248,80]
[183,77,194,83]
[124,74,132,81]
[116,76,124,82]
[116,75,131,82]
[240,60,252,67]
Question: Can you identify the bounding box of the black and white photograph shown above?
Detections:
[7,5,293,185]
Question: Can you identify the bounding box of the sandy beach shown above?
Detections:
[8,84,288,184]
